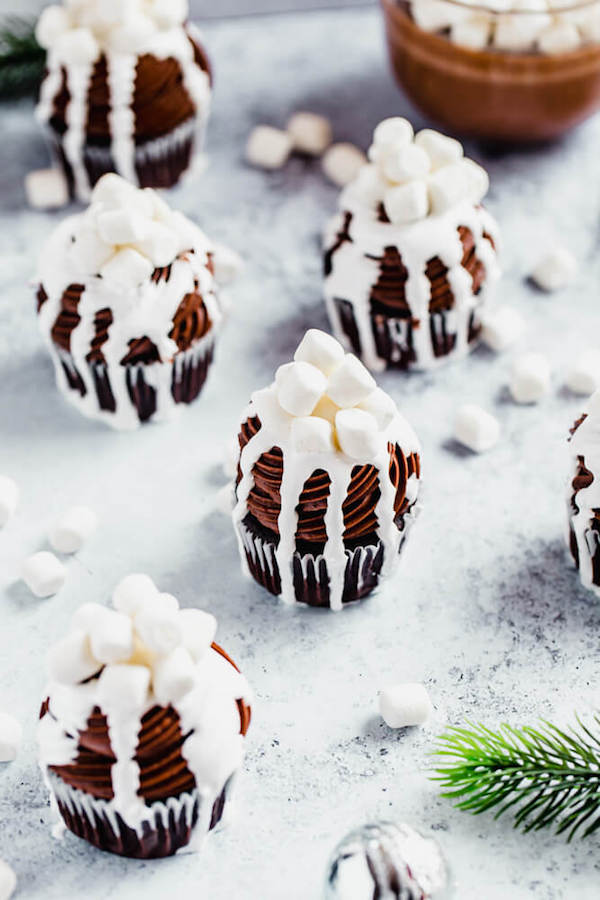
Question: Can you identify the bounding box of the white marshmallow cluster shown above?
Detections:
[36,0,190,60]
[411,0,598,55]
[252,330,400,461]
[47,575,217,708]
[70,173,203,288]
[480,305,525,352]
[378,683,433,729]
[351,118,489,225]
[246,111,334,171]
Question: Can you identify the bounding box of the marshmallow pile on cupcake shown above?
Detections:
[38,575,252,858]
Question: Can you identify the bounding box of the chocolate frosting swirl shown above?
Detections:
[236,416,420,548]
[42,644,251,805]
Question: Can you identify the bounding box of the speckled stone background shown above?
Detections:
[1,3,600,899]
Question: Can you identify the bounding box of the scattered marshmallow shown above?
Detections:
[153,647,197,705]
[530,246,578,291]
[454,403,500,453]
[49,505,97,554]
[336,409,380,459]
[414,129,463,170]
[47,630,100,685]
[322,143,367,188]
[0,476,19,528]
[566,349,600,396]
[481,306,525,352]
[89,609,133,664]
[287,111,333,156]
[179,609,217,661]
[212,244,244,285]
[0,860,16,900]
[0,712,23,763]
[358,388,397,431]
[384,180,430,225]
[538,20,581,54]
[276,361,327,417]
[24,168,69,210]
[100,247,154,289]
[97,664,151,711]
[294,329,345,376]
[379,683,433,729]
[290,416,335,454]
[112,573,159,616]
[450,15,493,50]
[510,352,551,404]
[326,355,376,408]
[21,552,67,599]
[246,125,293,170]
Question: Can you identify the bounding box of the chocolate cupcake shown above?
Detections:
[567,394,600,596]
[232,330,421,610]
[35,1,212,200]
[37,574,252,859]
[324,118,500,372]
[36,173,232,429]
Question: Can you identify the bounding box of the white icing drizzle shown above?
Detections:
[232,387,421,611]
[106,52,139,186]
[568,405,600,595]
[324,195,500,372]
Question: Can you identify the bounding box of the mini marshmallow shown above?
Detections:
[412,0,469,32]
[54,27,100,64]
[137,221,179,268]
[179,609,217,661]
[22,552,67,598]
[212,243,244,285]
[371,118,414,155]
[326,355,376,408]
[0,476,19,528]
[96,209,150,245]
[47,629,100,685]
[538,20,581,54]
[414,129,463,170]
[251,387,294,435]
[246,125,293,170]
[481,306,525,352]
[100,248,154,289]
[287,111,333,156]
[530,246,577,291]
[0,860,16,900]
[379,683,433,729]
[510,352,551,404]
[276,361,327,417]
[454,403,500,453]
[566,349,600,396]
[135,605,183,657]
[312,394,340,424]
[380,144,430,185]
[89,609,133,664]
[291,416,335,453]
[24,168,69,210]
[73,224,114,273]
[97,664,151,711]
[384,180,429,225]
[35,5,71,49]
[428,158,489,213]
[450,15,493,50]
[71,601,109,632]
[112,573,159,616]
[294,329,345,376]
[358,388,397,431]
[336,409,380,459]
[494,6,550,52]
[91,173,138,208]
[322,143,367,188]
[153,647,197,705]
[49,505,97,554]
[0,712,23,763]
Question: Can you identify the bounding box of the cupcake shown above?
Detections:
[323,118,500,372]
[37,575,252,859]
[35,0,212,200]
[232,329,421,610]
[567,394,600,596]
[36,173,229,429]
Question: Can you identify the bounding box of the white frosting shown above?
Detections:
[38,576,252,841]
[37,175,224,430]
[568,395,600,596]
[35,2,211,200]
[232,330,421,611]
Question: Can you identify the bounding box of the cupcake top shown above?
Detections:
[340,117,490,227]
[233,330,421,609]
[38,575,252,830]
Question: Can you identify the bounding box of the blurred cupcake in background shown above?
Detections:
[35,0,212,199]
[324,118,499,372]
[36,174,236,429]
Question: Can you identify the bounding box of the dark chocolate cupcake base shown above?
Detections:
[47,770,234,859]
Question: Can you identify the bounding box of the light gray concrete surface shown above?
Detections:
[0,0,374,18]
[1,4,600,899]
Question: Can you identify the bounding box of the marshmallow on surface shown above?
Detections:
[454,403,500,453]
[379,683,433,728]
[510,352,551,404]
[22,552,67,598]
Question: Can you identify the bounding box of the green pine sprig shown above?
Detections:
[0,17,45,101]
[432,717,600,841]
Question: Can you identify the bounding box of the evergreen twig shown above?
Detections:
[0,17,45,100]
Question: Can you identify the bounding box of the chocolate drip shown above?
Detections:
[37,284,49,312]
[51,284,85,352]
